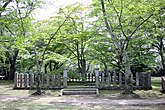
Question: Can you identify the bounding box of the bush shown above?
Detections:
[68,70,82,80]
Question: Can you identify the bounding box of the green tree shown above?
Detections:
[49,4,95,83]
[0,0,40,80]
[26,4,82,95]
[151,8,165,75]
[90,0,164,94]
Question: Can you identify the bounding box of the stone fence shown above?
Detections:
[14,69,151,90]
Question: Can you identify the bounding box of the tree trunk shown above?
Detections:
[160,55,165,76]
[81,59,86,83]
[34,46,42,95]
[49,61,52,72]
[123,51,133,94]
[9,64,16,80]
[160,51,165,76]
[5,49,19,80]
[159,37,165,76]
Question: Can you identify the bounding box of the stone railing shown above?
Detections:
[94,69,151,90]
[14,69,151,90]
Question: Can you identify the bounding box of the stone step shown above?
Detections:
[68,86,96,88]
[60,88,99,95]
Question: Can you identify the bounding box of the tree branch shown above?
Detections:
[40,5,81,66]
[3,23,15,36]
[124,14,153,50]
[63,43,78,57]
[101,0,121,50]
[0,0,12,17]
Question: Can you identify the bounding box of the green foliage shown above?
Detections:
[49,69,63,74]
[68,69,82,80]
[0,0,164,81]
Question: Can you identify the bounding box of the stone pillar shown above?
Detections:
[20,74,23,88]
[24,73,28,88]
[136,72,139,86]
[119,73,122,87]
[63,69,68,88]
[102,73,105,88]
[114,72,116,87]
[52,74,55,87]
[95,68,99,88]
[162,77,165,92]
[46,74,50,88]
[108,72,111,87]
[29,73,34,88]
[148,73,151,88]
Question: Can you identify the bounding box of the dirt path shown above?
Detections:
[0,84,165,110]
[1,94,165,110]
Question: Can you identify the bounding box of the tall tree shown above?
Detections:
[27,4,82,95]
[152,7,165,75]
[90,0,164,93]
[0,0,40,80]
[50,4,94,83]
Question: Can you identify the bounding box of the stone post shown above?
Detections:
[20,74,23,88]
[136,72,139,86]
[114,72,117,87]
[52,74,55,87]
[30,73,34,88]
[162,77,165,92]
[108,72,111,87]
[63,69,68,88]
[95,68,99,88]
[148,73,151,88]
[24,73,28,88]
[102,73,105,88]
[119,73,122,87]
[46,74,50,88]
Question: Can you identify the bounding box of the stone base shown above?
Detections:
[60,87,99,95]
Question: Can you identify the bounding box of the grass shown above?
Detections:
[151,77,162,90]
[0,80,13,85]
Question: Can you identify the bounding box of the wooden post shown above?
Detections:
[102,73,105,88]
[136,72,139,87]
[148,73,151,88]
[63,69,68,88]
[40,73,44,87]
[162,77,165,92]
[131,73,133,86]
[142,73,145,88]
[95,68,99,88]
[46,74,50,88]
[17,73,20,87]
[119,73,122,87]
[108,72,111,87]
[14,72,18,88]
[52,74,55,87]
[20,74,23,88]
[24,73,28,88]
[57,74,60,87]
[114,72,116,87]
[30,73,34,88]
